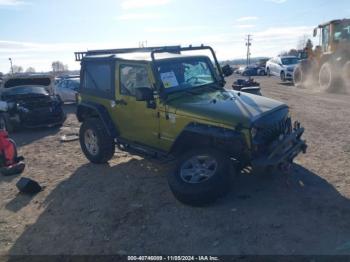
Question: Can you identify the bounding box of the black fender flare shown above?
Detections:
[76,102,118,138]
[169,123,248,160]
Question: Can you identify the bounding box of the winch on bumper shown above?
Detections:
[251,121,307,170]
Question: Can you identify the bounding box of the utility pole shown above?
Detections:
[139,41,148,48]
[8,58,14,74]
[245,35,252,66]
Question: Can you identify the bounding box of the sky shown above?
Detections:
[0,0,350,73]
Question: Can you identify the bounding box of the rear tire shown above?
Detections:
[0,114,13,133]
[319,62,337,92]
[167,148,233,206]
[79,118,115,164]
[267,68,271,77]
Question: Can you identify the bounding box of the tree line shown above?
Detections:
[0,61,69,76]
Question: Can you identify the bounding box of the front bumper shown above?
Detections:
[20,106,66,128]
[286,72,294,79]
[251,124,307,169]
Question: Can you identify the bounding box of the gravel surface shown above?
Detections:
[1,75,350,255]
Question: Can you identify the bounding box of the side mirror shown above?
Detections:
[135,87,154,101]
[313,28,318,37]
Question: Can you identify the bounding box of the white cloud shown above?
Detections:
[265,0,287,3]
[236,16,258,22]
[0,0,26,6]
[253,26,313,40]
[116,13,163,20]
[121,0,171,10]
[144,25,208,33]
[234,24,255,29]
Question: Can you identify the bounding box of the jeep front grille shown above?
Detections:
[257,117,292,144]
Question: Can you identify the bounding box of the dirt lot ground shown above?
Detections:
[1,75,350,256]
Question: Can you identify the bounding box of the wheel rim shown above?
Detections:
[84,129,99,156]
[319,64,332,91]
[180,155,218,184]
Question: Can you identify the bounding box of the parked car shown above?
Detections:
[221,64,234,77]
[241,65,266,76]
[55,76,80,102]
[0,74,66,132]
[266,56,299,81]
[232,78,262,96]
[256,58,270,68]
[235,65,246,74]
[74,45,307,206]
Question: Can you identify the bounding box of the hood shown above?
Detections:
[167,90,287,128]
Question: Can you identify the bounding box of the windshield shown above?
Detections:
[2,85,49,96]
[157,57,216,93]
[69,78,80,89]
[4,77,51,89]
[334,21,350,42]
[281,57,299,65]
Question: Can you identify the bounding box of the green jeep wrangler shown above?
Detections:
[75,45,307,206]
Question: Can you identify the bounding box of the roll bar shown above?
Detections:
[74,45,181,61]
[74,44,225,83]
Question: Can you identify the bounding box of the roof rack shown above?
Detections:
[74,45,181,61]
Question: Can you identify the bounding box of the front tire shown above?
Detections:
[79,118,115,164]
[280,71,286,82]
[293,65,304,87]
[267,68,271,77]
[167,148,233,206]
[342,61,350,90]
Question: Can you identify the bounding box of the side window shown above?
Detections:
[84,63,111,92]
[120,64,151,96]
[322,25,330,52]
[68,80,79,91]
[58,80,66,89]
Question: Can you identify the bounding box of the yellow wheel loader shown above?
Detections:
[293,19,350,92]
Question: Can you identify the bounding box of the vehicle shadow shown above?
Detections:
[6,159,350,256]
[279,82,294,87]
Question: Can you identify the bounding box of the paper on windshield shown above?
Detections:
[160,71,179,88]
